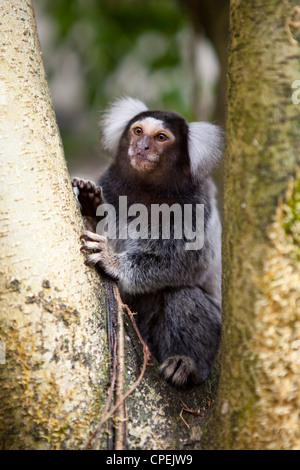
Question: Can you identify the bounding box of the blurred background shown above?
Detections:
[33,0,229,181]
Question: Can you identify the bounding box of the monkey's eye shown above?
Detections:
[133,127,143,136]
[156,133,168,142]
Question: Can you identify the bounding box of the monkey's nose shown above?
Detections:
[137,135,151,152]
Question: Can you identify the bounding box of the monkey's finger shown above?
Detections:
[80,241,104,252]
[73,178,85,189]
[79,179,87,189]
[72,178,80,187]
[85,252,104,265]
[80,231,107,242]
[93,196,101,207]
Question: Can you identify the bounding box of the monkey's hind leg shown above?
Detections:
[156,287,221,388]
[72,178,103,217]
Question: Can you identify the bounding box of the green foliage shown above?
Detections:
[39,0,190,114]
[35,0,202,166]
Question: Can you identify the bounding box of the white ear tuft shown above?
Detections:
[100,97,148,154]
[188,122,223,180]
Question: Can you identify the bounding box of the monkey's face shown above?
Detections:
[128,117,175,173]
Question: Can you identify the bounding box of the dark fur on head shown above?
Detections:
[115,110,191,190]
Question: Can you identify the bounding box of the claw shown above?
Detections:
[80,241,104,251]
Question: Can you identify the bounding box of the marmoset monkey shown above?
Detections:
[72,97,223,387]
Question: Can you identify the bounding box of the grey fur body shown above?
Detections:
[73,97,222,387]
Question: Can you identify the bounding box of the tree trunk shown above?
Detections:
[206,0,300,450]
[0,0,110,450]
[0,0,218,450]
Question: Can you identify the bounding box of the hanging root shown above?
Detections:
[83,283,151,450]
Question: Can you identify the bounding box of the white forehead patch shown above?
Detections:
[131,117,175,140]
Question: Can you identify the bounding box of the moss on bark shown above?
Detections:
[205,0,300,449]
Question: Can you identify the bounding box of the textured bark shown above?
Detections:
[0,0,110,450]
[206,0,300,450]
[0,0,218,450]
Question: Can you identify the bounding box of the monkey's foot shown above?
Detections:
[72,178,103,217]
[159,355,201,388]
[80,231,120,280]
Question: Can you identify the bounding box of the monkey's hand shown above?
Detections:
[80,230,120,280]
[72,178,104,217]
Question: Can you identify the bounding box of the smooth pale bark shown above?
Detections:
[206,0,300,450]
[0,0,218,450]
[0,0,111,449]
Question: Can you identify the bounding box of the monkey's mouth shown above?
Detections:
[131,153,158,172]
